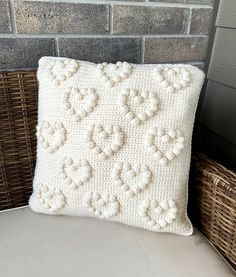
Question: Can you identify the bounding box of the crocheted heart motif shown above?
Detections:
[63,87,98,122]
[140,199,177,230]
[37,121,66,153]
[118,89,159,126]
[47,59,79,86]
[60,157,92,190]
[83,192,120,219]
[97,61,133,87]
[112,162,152,196]
[86,125,124,160]
[153,66,191,93]
[144,127,184,165]
[36,184,66,213]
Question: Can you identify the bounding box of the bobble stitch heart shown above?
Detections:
[118,89,159,126]
[153,66,191,93]
[36,184,66,213]
[86,124,124,160]
[112,162,152,196]
[139,199,177,230]
[83,192,120,219]
[97,61,133,87]
[37,121,66,153]
[144,127,184,165]
[59,157,92,190]
[47,59,79,86]
[62,87,98,122]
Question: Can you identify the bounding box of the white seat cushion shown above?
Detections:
[0,207,235,277]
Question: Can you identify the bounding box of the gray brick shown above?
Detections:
[190,8,213,35]
[144,37,208,63]
[0,0,12,33]
[150,0,214,4]
[58,38,141,64]
[113,5,188,35]
[15,1,109,34]
[0,38,56,69]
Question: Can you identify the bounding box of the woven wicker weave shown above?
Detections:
[189,153,236,268]
[0,71,38,210]
[0,70,235,269]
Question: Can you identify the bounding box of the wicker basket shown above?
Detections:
[189,153,236,268]
[0,71,38,210]
[0,70,235,269]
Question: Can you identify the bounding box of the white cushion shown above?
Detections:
[30,57,205,235]
[0,207,235,277]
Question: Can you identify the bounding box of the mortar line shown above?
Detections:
[8,0,17,34]
[109,4,113,35]
[0,61,205,72]
[55,37,60,57]
[186,8,192,34]
[141,37,145,63]
[0,34,209,39]
[14,0,214,10]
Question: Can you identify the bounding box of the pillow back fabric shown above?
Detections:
[29,57,205,235]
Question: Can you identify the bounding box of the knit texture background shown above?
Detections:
[29,57,205,235]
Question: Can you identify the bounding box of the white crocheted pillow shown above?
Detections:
[29,57,204,235]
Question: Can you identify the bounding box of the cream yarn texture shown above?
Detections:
[29,57,205,235]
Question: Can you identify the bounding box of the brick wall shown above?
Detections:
[0,0,214,69]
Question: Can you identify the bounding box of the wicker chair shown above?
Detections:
[0,71,235,276]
